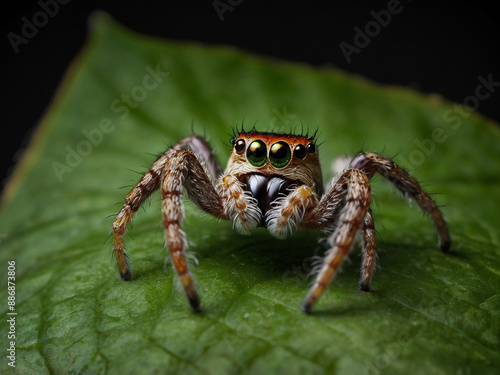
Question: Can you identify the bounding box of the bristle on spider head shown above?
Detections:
[230,122,320,147]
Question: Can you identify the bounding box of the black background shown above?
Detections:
[1,1,499,191]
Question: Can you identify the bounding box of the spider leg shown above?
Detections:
[302,169,371,313]
[112,155,167,280]
[162,148,227,311]
[299,171,377,292]
[349,152,450,251]
[172,135,222,181]
[300,174,348,231]
[112,135,226,312]
[359,208,376,292]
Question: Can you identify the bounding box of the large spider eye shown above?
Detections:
[234,139,246,154]
[246,140,267,167]
[294,144,307,159]
[269,141,292,168]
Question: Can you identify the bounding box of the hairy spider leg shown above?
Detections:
[360,207,376,291]
[162,149,228,312]
[302,169,371,313]
[112,135,227,312]
[176,135,222,181]
[300,152,450,312]
[349,152,451,251]
[161,151,215,311]
[113,156,167,280]
[300,175,349,231]
[297,170,378,293]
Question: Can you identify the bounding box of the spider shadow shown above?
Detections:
[183,215,469,317]
[307,291,388,318]
[203,226,329,275]
[195,226,381,314]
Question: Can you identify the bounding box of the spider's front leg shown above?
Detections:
[112,135,227,312]
[161,150,227,311]
[265,170,372,313]
[299,153,450,313]
[301,169,372,313]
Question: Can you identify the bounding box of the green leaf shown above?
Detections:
[1,12,499,374]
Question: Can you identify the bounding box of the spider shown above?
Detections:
[112,129,450,313]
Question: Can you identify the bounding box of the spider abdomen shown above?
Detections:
[241,174,298,225]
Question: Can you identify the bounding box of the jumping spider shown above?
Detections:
[112,129,450,313]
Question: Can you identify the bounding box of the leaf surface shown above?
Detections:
[1,13,499,375]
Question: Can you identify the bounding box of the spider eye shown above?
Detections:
[246,140,267,167]
[234,139,246,153]
[307,143,316,154]
[294,144,307,159]
[269,141,291,168]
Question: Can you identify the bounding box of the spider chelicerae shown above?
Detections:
[112,129,450,313]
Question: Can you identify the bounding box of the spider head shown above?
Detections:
[226,131,324,201]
